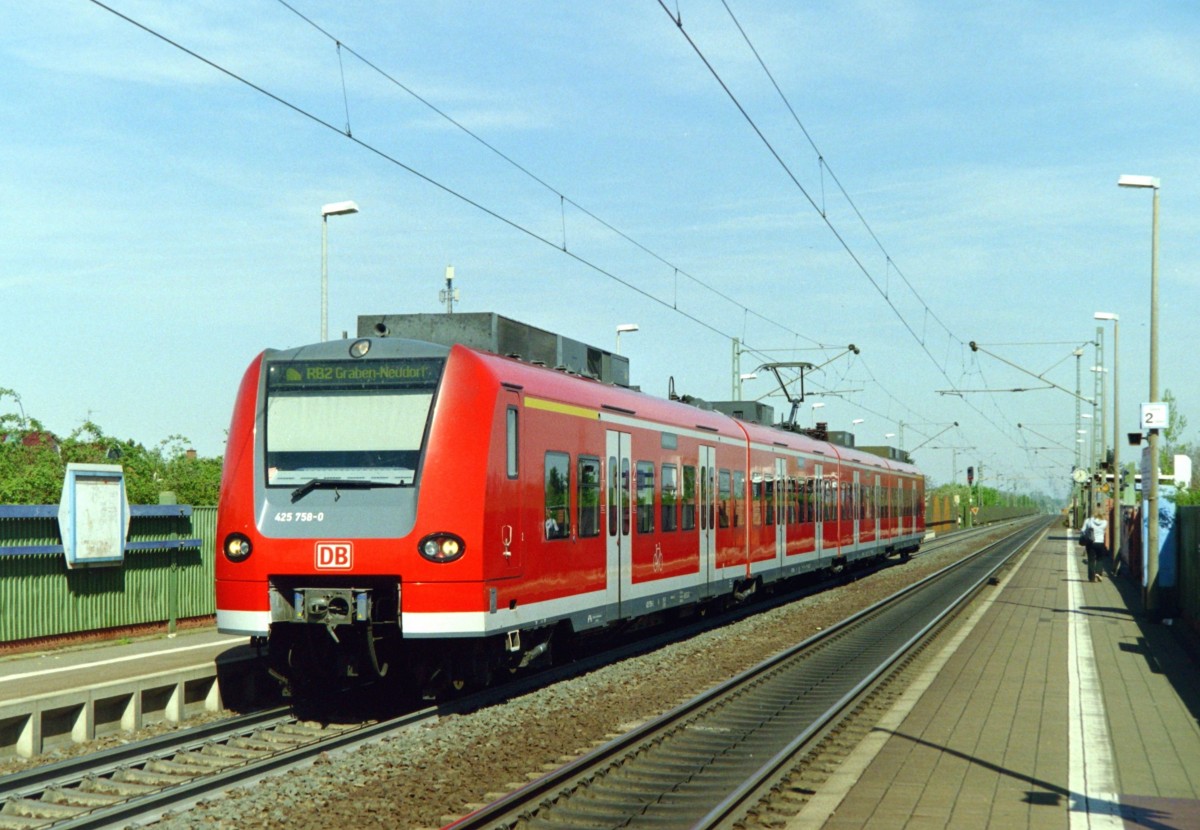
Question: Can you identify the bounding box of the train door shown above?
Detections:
[502,390,523,571]
[774,457,787,566]
[605,430,632,616]
[813,463,824,561]
[699,444,717,588]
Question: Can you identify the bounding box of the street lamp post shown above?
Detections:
[615,323,639,355]
[1118,173,1160,616]
[321,200,360,341]
[1095,311,1120,569]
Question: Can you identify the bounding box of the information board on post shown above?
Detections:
[57,463,130,569]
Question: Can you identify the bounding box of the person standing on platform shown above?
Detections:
[1080,509,1109,583]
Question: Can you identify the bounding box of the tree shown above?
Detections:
[0,396,222,505]
[1160,388,1195,488]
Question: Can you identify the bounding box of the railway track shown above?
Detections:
[0,704,428,830]
[446,518,1048,830]
[0,521,1024,829]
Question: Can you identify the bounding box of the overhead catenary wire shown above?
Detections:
[270,0,830,355]
[657,0,1046,469]
[89,0,931,434]
[272,0,943,423]
[84,0,800,361]
[85,1,1049,486]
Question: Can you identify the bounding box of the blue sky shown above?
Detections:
[3,1,1198,498]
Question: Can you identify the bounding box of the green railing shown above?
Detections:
[0,505,216,644]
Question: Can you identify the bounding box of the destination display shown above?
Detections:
[267,358,443,390]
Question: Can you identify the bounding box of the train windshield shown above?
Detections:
[263,357,444,487]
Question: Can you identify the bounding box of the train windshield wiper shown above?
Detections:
[290,478,402,503]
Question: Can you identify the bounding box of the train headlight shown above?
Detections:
[418,533,465,563]
[223,533,253,562]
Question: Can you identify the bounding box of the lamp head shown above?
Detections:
[322,200,360,217]
[1117,174,1160,189]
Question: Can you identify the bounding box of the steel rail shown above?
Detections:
[0,702,448,830]
[0,707,293,804]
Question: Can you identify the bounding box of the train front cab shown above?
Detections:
[214,338,514,692]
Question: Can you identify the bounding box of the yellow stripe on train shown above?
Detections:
[524,396,599,420]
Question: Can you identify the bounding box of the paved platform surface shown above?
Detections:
[791,524,1200,829]
[0,628,252,703]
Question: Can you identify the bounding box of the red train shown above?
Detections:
[215,315,924,695]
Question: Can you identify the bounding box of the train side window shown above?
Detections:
[636,461,655,533]
[608,456,618,537]
[702,465,714,530]
[718,469,731,528]
[661,464,678,532]
[732,471,745,528]
[621,458,631,536]
[578,455,600,538]
[506,407,519,479]
[681,465,697,531]
[751,474,762,527]
[764,473,775,526]
[544,452,570,540]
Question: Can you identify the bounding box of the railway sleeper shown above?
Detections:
[172,749,235,769]
[204,738,274,758]
[145,759,209,778]
[112,767,192,787]
[1,796,86,820]
[83,777,160,797]
[41,787,124,809]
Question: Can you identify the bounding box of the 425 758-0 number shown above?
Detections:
[274,512,325,523]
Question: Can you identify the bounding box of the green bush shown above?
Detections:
[1,399,221,505]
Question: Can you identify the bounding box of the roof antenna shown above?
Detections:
[439,265,460,314]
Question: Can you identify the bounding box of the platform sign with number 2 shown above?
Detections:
[1141,402,1169,432]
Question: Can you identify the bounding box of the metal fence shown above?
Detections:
[0,505,216,644]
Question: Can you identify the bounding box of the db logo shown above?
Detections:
[315,541,353,569]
